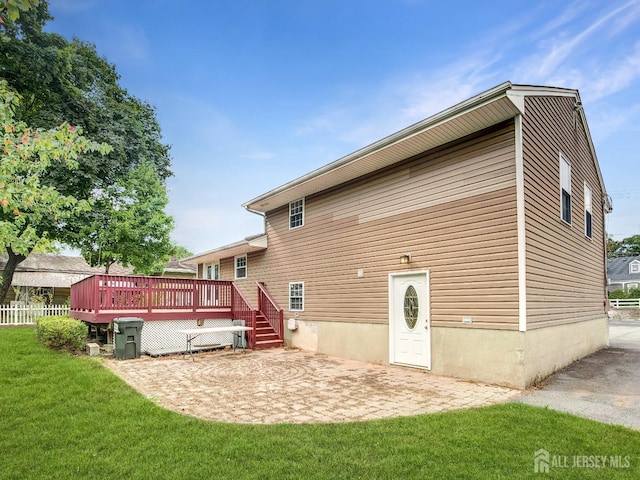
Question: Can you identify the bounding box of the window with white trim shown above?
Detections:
[560,155,571,224]
[289,282,304,311]
[289,198,304,229]
[584,183,592,238]
[205,263,220,280]
[235,255,247,279]
[630,262,640,274]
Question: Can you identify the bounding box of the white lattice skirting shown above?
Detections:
[141,319,246,355]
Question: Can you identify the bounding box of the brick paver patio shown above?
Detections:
[105,348,518,424]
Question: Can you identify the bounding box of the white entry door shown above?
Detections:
[389,271,430,369]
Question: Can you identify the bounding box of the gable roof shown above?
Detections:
[0,254,134,276]
[242,81,608,214]
[163,257,197,275]
[0,254,135,288]
[607,256,640,282]
[185,234,268,265]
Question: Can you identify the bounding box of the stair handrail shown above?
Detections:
[256,282,284,339]
[231,282,257,348]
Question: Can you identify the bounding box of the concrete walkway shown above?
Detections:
[106,348,517,424]
[518,320,640,430]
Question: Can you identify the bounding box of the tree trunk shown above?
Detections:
[0,248,28,304]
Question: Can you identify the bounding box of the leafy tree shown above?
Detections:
[0,0,40,25]
[0,81,111,302]
[172,245,194,260]
[606,236,621,258]
[75,161,174,275]
[1,0,175,281]
[608,235,640,258]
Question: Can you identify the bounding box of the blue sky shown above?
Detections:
[47,0,640,254]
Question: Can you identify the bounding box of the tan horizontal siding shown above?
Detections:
[251,122,519,329]
[522,96,607,329]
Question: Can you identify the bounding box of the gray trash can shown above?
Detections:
[113,317,144,360]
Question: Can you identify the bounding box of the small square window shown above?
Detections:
[289,282,304,311]
[630,262,640,274]
[289,198,304,229]
[235,256,247,279]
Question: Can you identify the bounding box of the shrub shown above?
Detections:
[36,316,88,352]
[628,287,640,298]
[608,289,628,299]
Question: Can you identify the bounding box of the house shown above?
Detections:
[158,256,197,279]
[171,82,610,387]
[607,256,640,292]
[187,81,612,388]
[0,254,134,305]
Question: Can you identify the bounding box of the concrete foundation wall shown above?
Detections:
[285,316,609,389]
[430,327,525,387]
[285,319,389,365]
[523,316,609,386]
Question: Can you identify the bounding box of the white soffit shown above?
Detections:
[186,234,268,264]
[244,81,523,213]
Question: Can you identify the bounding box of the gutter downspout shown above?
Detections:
[244,205,267,235]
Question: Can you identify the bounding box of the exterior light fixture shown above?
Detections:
[400,253,411,264]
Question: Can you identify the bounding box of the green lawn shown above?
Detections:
[1,327,639,479]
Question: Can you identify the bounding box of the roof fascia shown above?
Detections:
[186,234,268,264]
[510,85,608,206]
[242,81,516,213]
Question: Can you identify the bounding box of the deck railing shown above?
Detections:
[71,274,236,316]
[0,304,70,325]
[231,283,256,348]
[257,282,284,338]
[69,274,286,349]
[610,298,640,309]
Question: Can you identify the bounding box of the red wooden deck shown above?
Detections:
[69,275,284,349]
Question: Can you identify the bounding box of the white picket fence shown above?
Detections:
[609,298,640,309]
[0,304,70,325]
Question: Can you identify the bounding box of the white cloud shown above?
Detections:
[523,0,640,81]
[240,152,276,160]
[582,42,640,101]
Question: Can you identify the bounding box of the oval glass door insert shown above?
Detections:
[403,285,418,329]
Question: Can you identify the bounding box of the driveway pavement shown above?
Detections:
[518,320,640,430]
[105,348,517,424]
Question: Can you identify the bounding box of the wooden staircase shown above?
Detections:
[254,313,284,350]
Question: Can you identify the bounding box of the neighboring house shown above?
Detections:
[0,254,135,304]
[158,256,197,279]
[607,256,640,292]
[186,81,611,389]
